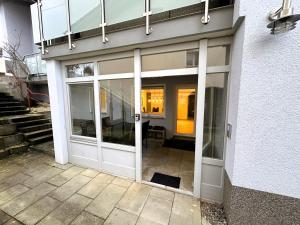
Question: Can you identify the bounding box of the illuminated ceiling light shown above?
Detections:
[267,0,300,34]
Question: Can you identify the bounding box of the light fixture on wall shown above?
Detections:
[267,0,300,34]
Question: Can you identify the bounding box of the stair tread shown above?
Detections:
[24,128,52,136]
[29,134,53,141]
[19,123,52,130]
[15,118,49,125]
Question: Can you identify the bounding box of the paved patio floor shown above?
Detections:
[0,151,211,225]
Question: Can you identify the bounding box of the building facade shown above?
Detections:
[30,0,300,224]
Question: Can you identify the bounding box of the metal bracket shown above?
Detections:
[200,0,210,24]
[144,0,152,35]
[100,0,108,43]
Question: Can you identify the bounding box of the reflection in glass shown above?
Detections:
[69,83,96,138]
[66,63,94,78]
[105,0,144,25]
[207,45,230,67]
[69,0,101,33]
[203,73,227,160]
[142,50,199,71]
[151,0,200,14]
[42,0,68,40]
[100,79,135,146]
[141,87,164,117]
[98,58,134,75]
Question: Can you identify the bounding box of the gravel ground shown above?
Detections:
[201,201,227,225]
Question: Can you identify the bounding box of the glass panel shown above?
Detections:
[42,0,68,40]
[66,63,94,78]
[207,45,230,67]
[141,87,164,117]
[176,88,196,135]
[151,0,200,14]
[105,0,144,25]
[69,83,96,138]
[203,73,227,160]
[142,50,198,71]
[69,0,101,33]
[100,79,135,146]
[98,58,134,75]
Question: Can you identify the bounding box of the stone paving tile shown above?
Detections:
[112,177,132,188]
[150,187,175,202]
[3,218,23,225]
[169,194,201,225]
[45,162,73,170]
[139,195,173,225]
[136,217,162,225]
[37,194,91,225]
[103,208,138,225]
[0,210,11,224]
[80,169,99,178]
[71,211,104,225]
[77,173,114,199]
[116,183,152,215]
[0,185,30,206]
[85,184,127,219]
[49,175,91,201]
[0,173,31,193]
[47,166,84,186]
[23,166,62,188]
[0,165,22,182]
[15,196,60,225]
[1,183,56,216]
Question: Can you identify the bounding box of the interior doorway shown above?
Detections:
[141,75,197,193]
[176,87,196,136]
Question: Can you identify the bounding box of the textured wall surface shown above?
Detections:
[227,0,300,199]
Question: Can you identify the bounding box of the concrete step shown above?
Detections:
[24,128,52,140]
[0,133,24,148]
[0,101,22,106]
[0,106,26,112]
[0,109,30,117]
[0,143,29,159]
[0,96,14,101]
[28,134,53,145]
[0,92,10,97]
[11,114,45,123]
[18,123,52,133]
[15,118,50,128]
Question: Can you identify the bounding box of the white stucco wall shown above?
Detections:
[227,0,300,199]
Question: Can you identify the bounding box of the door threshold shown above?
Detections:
[141,180,194,197]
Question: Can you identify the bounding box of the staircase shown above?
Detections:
[0,92,53,148]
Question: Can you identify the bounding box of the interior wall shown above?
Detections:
[142,75,198,138]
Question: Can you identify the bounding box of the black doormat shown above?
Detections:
[163,138,195,151]
[150,172,181,189]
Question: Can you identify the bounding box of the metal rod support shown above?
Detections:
[143,0,152,35]
[201,0,210,24]
[65,0,73,50]
[37,0,45,54]
[100,0,108,43]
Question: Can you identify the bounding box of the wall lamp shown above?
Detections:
[267,0,300,34]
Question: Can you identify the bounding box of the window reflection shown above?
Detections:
[66,63,94,78]
[69,83,96,138]
[203,73,227,160]
[100,79,135,146]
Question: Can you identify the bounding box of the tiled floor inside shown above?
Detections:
[142,141,195,192]
[0,151,211,225]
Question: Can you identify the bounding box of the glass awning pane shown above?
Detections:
[42,0,68,40]
[151,0,200,14]
[69,0,101,34]
[105,0,144,25]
